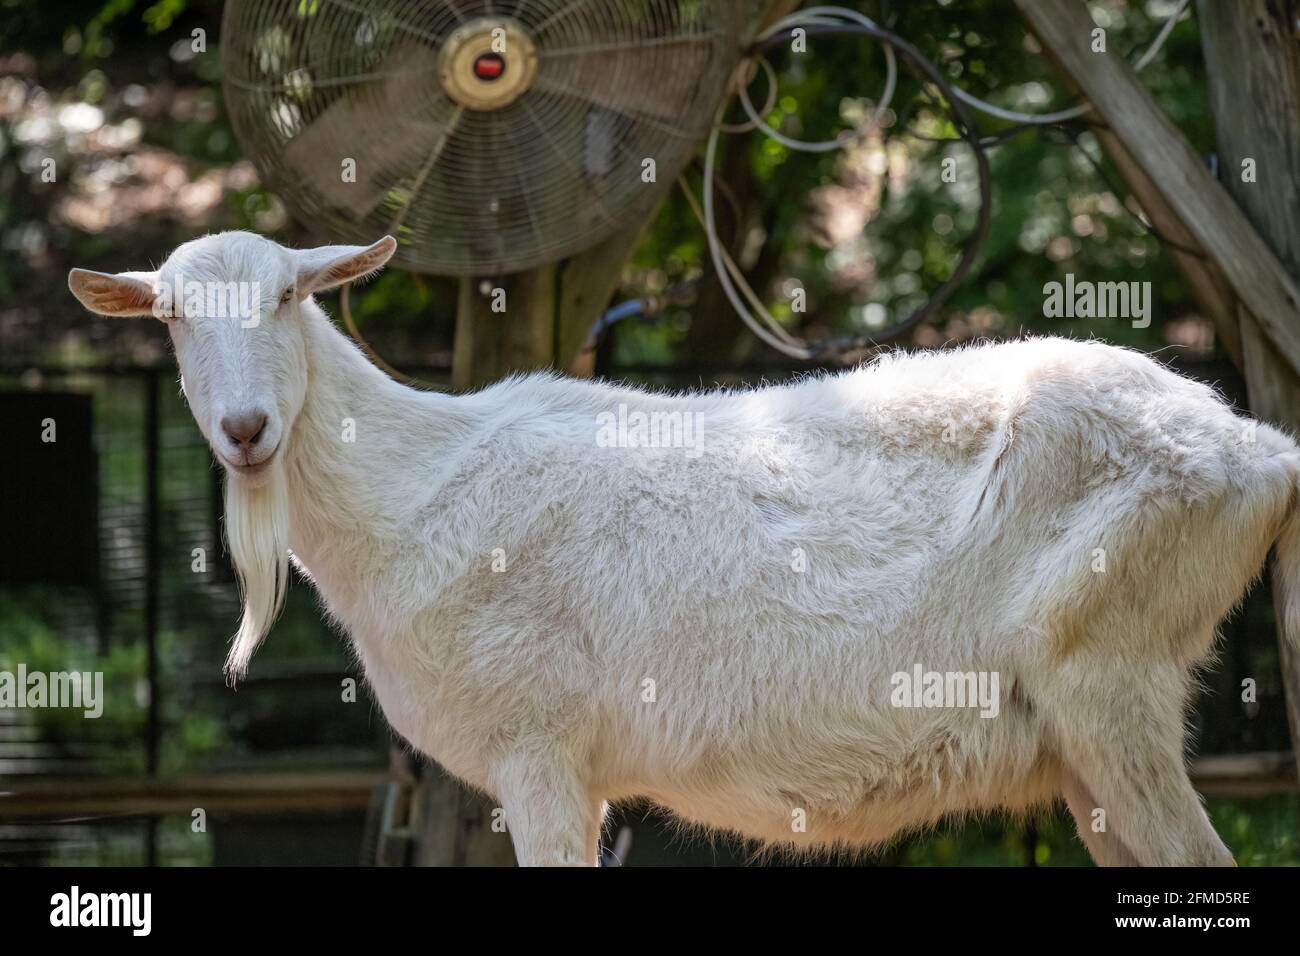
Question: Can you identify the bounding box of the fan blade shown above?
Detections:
[281,43,457,219]
[518,94,620,236]
[534,32,718,122]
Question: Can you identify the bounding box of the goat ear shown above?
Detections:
[68,269,162,318]
[294,236,397,297]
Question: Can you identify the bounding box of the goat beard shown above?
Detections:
[223,465,290,684]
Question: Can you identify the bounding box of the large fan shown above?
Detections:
[221,0,746,276]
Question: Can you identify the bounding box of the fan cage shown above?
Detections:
[221,0,747,276]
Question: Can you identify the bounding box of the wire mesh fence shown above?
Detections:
[0,364,388,864]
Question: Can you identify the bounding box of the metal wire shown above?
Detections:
[689,1,1194,361]
[694,14,992,359]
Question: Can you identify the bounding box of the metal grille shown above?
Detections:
[221,0,746,276]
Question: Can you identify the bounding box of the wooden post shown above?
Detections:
[1197,0,1300,783]
[1086,125,1242,367]
[1016,0,1300,782]
[452,267,559,391]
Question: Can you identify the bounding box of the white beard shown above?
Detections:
[223,465,290,682]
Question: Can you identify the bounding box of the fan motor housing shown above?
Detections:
[439,18,538,111]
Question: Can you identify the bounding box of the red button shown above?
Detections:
[474,53,505,80]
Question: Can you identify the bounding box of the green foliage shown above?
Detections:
[0,589,146,771]
[1209,795,1300,867]
[902,796,1300,866]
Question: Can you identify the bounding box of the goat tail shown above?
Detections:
[1274,471,1300,654]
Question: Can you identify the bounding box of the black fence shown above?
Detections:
[0,364,389,864]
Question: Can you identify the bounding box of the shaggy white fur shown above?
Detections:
[71,232,1300,867]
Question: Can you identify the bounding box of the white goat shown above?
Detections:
[70,231,1300,866]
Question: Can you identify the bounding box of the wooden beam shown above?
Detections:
[1189,750,1300,798]
[1015,0,1300,378]
[2,746,1288,823]
[1197,1,1300,271]
[1088,125,1242,368]
[0,771,386,817]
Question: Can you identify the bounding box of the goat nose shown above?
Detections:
[221,412,268,447]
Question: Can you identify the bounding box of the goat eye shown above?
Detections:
[280,288,294,305]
